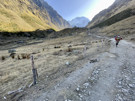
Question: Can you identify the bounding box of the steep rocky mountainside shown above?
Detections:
[69,17,90,27]
[87,0,135,39]
[87,0,135,28]
[0,0,70,32]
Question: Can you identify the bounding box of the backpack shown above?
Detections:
[115,36,122,41]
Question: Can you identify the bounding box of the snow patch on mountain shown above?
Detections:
[69,17,90,27]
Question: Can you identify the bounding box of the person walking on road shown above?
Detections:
[115,35,122,47]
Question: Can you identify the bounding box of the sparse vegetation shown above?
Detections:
[0,9,13,18]
[17,55,21,60]
[0,0,70,32]
[54,46,61,48]
[0,29,56,38]
[21,53,30,59]
[53,51,60,55]
[10,53,16,59]
[66,47,73,52]
[21,14,45,28]
[11,55,15,59]
[91,9,133,28]
[1,56,5,61]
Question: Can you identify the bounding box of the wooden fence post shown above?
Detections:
[31,56,38,85]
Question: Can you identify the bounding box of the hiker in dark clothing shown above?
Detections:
[115,35,122,47]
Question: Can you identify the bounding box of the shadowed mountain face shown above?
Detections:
[87,0,135,38]
[69,17,90,27]
[0,0,70,32]
[87,0,135,28]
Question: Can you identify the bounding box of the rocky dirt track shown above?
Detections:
[19,36,135,101]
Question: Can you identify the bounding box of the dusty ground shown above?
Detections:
[0,31,135,101]
[0,31,106,100]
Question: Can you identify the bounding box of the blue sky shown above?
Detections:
[44,0,115,21]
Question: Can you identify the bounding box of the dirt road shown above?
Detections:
[21,38,135,101]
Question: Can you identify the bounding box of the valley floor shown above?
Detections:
[0,33,135,101]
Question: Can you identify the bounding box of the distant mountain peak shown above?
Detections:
[69,17,90,28]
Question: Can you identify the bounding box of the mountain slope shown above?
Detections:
[87,0,135,38]
[0,0,70,32]
[87,0,135,28]
[69,17,90,27]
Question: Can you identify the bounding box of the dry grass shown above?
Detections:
[52,51,60,55]
[66,47,73,52]
[21,53,30,59]
[0,33,109,100]
[93,16,135,40]
[0,0,59,32]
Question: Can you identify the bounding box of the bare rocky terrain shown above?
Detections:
[0,29,135,101]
